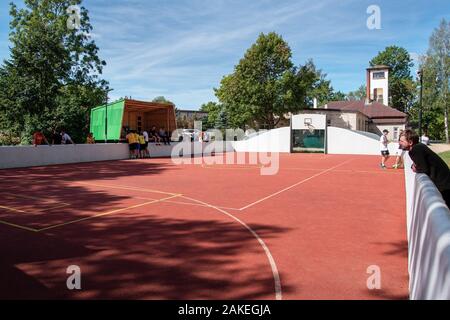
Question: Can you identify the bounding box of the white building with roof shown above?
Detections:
[299,65,408,141]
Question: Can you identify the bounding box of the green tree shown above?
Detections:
[370,46,415,112]
[347,85,367,101]
[415,19,450,142]
[0,0,108,144]
[199,101,221,130]
[330,91,347,101]
[152,96,174,105]
[215,107,228,130]
[303,60,346,106]
[215,32,311,129]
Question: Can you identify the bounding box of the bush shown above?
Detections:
[0,131,21,146]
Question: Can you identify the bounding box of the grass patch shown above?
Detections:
[439,151,450,168]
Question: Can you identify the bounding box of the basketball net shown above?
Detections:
[306,124,316,134]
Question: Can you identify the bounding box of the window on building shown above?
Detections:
[393,127,399,140]
[373,71,385,79]
[374,88,384,104]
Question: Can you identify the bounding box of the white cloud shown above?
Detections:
[80,0,440,109]
[87,0,344,109]
[98,0,336,81]
[409,52,421,65]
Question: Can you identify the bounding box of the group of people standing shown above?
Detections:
[125,126,171,159]
[33,129,79,146]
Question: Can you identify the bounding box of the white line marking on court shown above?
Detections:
[180,195,282,300]
[74,182,180,196]
[239,159,354,211]
[132,196,239,210]
[37,194,181,232]
[0,205,27,213]
[163,199,241,211]
[0,219,39,232]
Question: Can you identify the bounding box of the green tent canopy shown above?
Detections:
[90,99,177,142]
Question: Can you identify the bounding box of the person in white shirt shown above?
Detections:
[421,134,430,145]
[61,130,75,145]
[143,130,149,143]
[142,130,150,158]
[379,130,390,169]
[393,130,405,169]
[202,131,209,142]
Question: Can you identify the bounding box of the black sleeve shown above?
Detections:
[409,146,430,174]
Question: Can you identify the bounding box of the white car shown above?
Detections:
[188,129,202,141]
[175,129,201,142]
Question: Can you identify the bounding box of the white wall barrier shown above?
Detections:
[232,125,399,156]
[0,142,237,169]
[0,144,129,169]
[327,127,398,155]
[404,154,450,300]
[232,127,291,153]
[0,127,411,168]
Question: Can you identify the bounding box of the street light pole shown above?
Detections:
[105,88,113,144]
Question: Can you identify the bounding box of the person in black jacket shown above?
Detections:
[399,129,450,208]
[51,129,62,145]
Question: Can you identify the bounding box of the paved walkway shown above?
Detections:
[430,143,450,154]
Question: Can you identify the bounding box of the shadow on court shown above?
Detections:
[0,212,292,300]
[0,161,173,228]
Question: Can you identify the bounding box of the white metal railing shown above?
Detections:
[404,154,450,300]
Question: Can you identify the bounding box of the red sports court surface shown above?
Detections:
[0,153,409,299]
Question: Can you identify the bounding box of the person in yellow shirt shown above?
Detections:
[138,131,146,159]
[126,130,139,159]
[132,131,139,158]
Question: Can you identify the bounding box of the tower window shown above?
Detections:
[373,71,385,79]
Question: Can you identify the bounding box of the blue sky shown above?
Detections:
[0,0,448,110]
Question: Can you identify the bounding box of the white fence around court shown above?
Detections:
[0,142,235,169]
[404,154,450,300]
[326,127,399,155]
[0,125,402,170]
[0,144,129,169]
[233,127,291,153]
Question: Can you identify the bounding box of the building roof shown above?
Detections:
[321,100,407,121]
[124,99,175,113]
[367,65,391,70]
[91,98,175,112]
[371,118,407,125]
[300,108,360,114]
